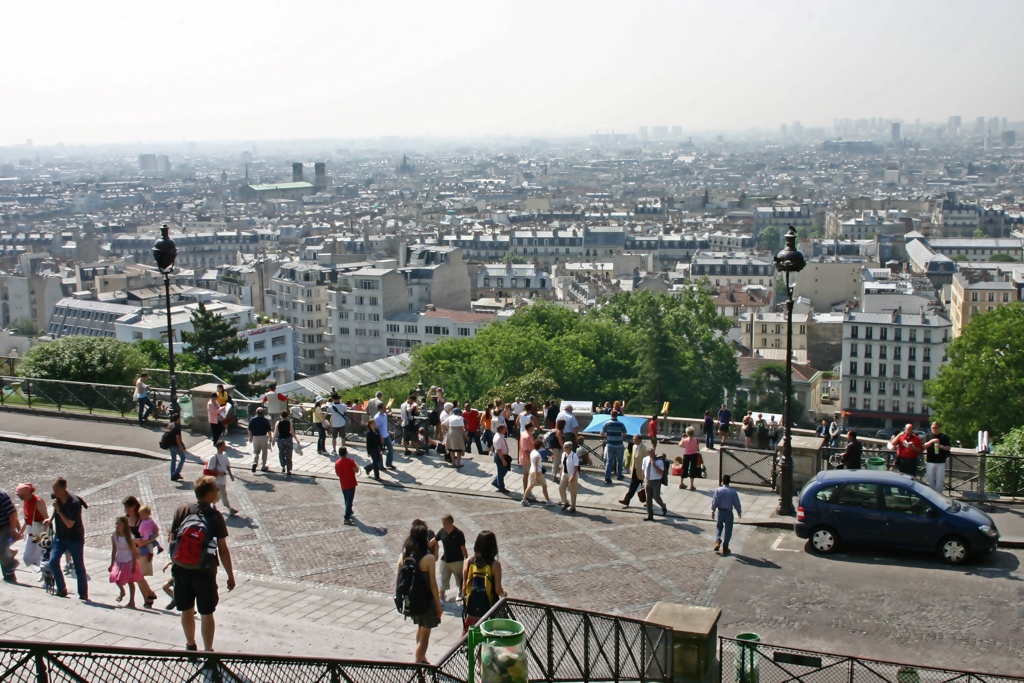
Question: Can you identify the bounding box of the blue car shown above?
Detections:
[795,470,999,564]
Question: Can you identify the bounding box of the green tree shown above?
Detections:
[952,253,967,262]
[758,225,781,252]
[180,302,266,393]
[973,229,986,238]
[19,336,148,385]
[796,226,810,241]
[133,339,214,375]
[10,318,42,337]
[746,362,807,422]
[987,426,1024,496]
[926,303,1024,444]
[989,253,1017,263]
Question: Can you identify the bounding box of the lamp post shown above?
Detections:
[773,225,805,516]
[152,224,180,415]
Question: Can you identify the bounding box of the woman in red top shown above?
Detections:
[15,483,48,568]
[648,415,659,448]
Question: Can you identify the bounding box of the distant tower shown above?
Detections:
[638,126,649,141]
[891,122,901,144]
[292,163,303,182]
[221,169,228,183]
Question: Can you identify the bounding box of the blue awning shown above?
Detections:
[583,414,649,435]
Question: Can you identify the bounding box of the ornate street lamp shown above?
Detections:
[152,224,180,415]
[773,225,806,516]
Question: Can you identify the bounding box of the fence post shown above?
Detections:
[718,449,723,486]
[546,606,554,682]
[26,379,31,409]
[978,453,988,497]
[33,647,48,683]
[330,662,341,683]
[583,613,591,683]
[614,620,621,683]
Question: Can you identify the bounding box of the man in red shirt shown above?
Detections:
[462,402,484,456]
[889,423,923,476]
[334,448,359,525]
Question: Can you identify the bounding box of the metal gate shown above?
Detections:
[719,447,777,489]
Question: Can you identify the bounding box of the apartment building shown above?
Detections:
[114,301,255,344]
[268,261,335,375]
[841,310,952,431]
[46,297,140,338]
[477,263,553,300]
[686,253,776,287]
[927,237,1024,262]
[950,271,1018,337]
[110,229,262,269]
[743,312,809,362]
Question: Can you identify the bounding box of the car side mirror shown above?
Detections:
[925,507,940,518]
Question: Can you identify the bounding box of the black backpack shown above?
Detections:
[395,552,431,617]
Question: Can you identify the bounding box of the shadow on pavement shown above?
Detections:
[802,541,1021,576]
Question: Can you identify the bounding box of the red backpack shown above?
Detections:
[170,504,216,570]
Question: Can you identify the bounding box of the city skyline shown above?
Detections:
[3,0,1024,146]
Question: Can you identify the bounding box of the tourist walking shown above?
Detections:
[890,423,924,476]
[135,373,155,425]
[462,402,484,456]
[839,430,862,469]
[328,394,348,453]
[559,442,580,513]
[742,412,754,447]
[518,422,536,492]
[247,407,272,473]
[619,435,647,507]
[401,395,419,455]
[109,516,142,607]
[261,384,290,433]
[556,403,580,449]
[334,447,358,524]
[123,496,159,607]
[828,414,842,448]
[204,442,239,515]
[491,424,511,493]
[273,411,299,476]
[703,410,715,449]
[15,483,48,569]
[481,404,495,451]
[169,476,235,652]
[443,406,467,468]
[756,414,769,450]
[0,489,21,583]
[711,475,742,555]
[768,416,779,450]
[923,421,951,492]
[435,515,468,601]
[137,505,161,587]
[207,393,223,444]
[601,410,628,483]
[521,438,555,506]
[545,419,565,482]
[717,403,731,447]
[679,426,702,490]
[161,413,189,481]
[48,477,88,600]
[313,397,328,455]
[642,448,667,521]
[396,522,443,664]
[364,416,384,480]
[462,531,503,632]
[375,404,397,469]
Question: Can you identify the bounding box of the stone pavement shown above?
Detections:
[0,412,782,524]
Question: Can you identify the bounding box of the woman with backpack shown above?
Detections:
[396,523,443,664]
[545,419,565,483]
[462,530,503,633]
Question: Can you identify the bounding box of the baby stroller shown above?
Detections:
[37,520,56,594]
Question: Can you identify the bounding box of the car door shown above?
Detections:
[829,482,884,543]
[879,485,939,551]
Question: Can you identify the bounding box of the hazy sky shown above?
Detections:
[4,0,1023,145]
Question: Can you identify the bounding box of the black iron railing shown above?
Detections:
[719,636,1023,683]
[819,446,899,472]
[0,375,140,417]
[720,447,778,489]
[436,597,673,683]
[0,640,432,683]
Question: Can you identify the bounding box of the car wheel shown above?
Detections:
[809,527,840,554]
[938,536,971,565]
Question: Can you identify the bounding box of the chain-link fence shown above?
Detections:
[0,640,433,683]
[720,447,778,489]
[436,597,673,683]
[719,636,1023,683]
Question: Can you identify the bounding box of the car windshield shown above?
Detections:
[913,482,958,510]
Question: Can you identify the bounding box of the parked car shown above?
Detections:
[875,429,894,440]
[795,470,999,564]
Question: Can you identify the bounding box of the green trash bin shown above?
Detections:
[866,456,887,471]
[468,619,527,683]
[735,633,761,683]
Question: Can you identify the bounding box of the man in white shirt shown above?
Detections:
[374,404,396,469]
[641,450,667,521]
[327,396,348,453]
[490,424,511,493]
[366,391,384,418]
[207,441,239,516]
[558,442,580,513]
[262,384,290,432]
[556,404,581,447]
[400,396,419,455]
[511,398,525,416]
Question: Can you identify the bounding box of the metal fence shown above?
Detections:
[719,636,1024,683]
[819,447,900,473]
[720,447,778,489]
[436,597,673,683]
[0,375,140,417]
[0,640,433,683]
[0,356,17,376]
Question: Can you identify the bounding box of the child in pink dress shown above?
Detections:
[109,515,142,607]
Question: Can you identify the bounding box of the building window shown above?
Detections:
[864,362,872,376]
[369,329,380,337]
[865,327,873,340]
[354,312,366,321]
[894,328,902,342]
[971,292,978,302]
[909,347,916,361]
[387,324,400,332]
[355,329,367,337]
[879,346,887,359]
[880,327,888,340]
[908,365,916,379]
[923,348,931,362]
[359,280,378,290]
[909,329,917,342]
[850,343,858,357]
[879,363,887,377]
[484,278,490,287]
[339,327,350,335]
[864,345,873,359]
[253,340,266,350]
[849,396,857,409]
[356,296,364,306]
[338,359,351,368]
[369,297,378,306]
[878,381,886,395]
[864,380,872,393]
[273,353,288,363]
[893,364,901,377]
[892,382,901,396]
[893,346,902,360]
[908,384,917,397]
[338,311,349,319]
[458,327,471,337]
[272,336,286,346]
[862,398,871,409]
[849,379,857,393]
[851,325,859,339]
[922,366,930,381]
[799,325,806,335]
[849,361,858,375]
[908,402,915,414]
[405,325,418,333]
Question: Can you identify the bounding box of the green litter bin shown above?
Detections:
[866,456,887,471]
[468,619,527,683]
[735,633,761,683]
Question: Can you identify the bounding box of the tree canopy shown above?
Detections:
[405,289,739,416]
[179,302,267,394]
[926,303,1024,444]
[988,253,1017,263]
[19,336,148,386]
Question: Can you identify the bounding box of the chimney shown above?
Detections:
[292,163,303,183]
